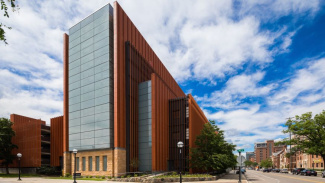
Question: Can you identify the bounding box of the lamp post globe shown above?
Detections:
[17,153,22,181]
[177,141,183,183]
[73,149,78,183]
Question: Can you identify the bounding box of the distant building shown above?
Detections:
[246,152,255,162]
[254,140,286,164]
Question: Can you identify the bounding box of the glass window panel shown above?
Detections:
[81,99,95,109]
[94,22,109,36]
[70,139,80,147]
[103,156,107,171]
[95,112,110,121]
[96,156,99,171]
[81,138,94,146]
[81,107,94,117]
[81,75,94,86]
[81,91,94,102]
[69,95,80,105]
[95,103,109,114]
[81,115,95,125]
[95,144,110,149]
[69,118,80,127]
[69,133,80,141]
[69,80,80,91]
[69,30,80,42]
[95,71,109,81]
[81,21,93,35]
[94,36,109,50]
[81,45,94,57]
[93,13,109,28]
[81,15,93,27]
[69,23,80,34]
[69,37,81,49]
[81,30,93,42]
[70,111,80,120]
[94,45,109,58]
[81,83,94,94]
[69,66,80,77]
[69,45,80,56]
[69,51,81,63]
[82,157,86,171]
[81,37,93,50]
[76,157,79,171]
[69,103,80,112]
[95,87,109,98]
[88,156,93,171]
[95,136,109,144]
[81,68,94,79]
[81,60,94,72]
[95,78,109,89]
[69,125,80,134]
[95,129,110,138]
[69,59,80,70]
[81,123,94,132]
[94,62,109,73]
[94,30,109,43]
[69,88,80,98]
[94,53,109,66]
[81,53,94,65]
[69,73,80,84]
[95,121,110,130]
[81,131,94,139]
[95,95,110,106]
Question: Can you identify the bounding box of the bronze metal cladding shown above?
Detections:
[63,33,69,152]
[50,116,64,167]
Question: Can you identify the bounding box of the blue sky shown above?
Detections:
[1,0,325,156]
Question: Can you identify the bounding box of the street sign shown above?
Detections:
[237,149,244,152]
[237,155,246,163]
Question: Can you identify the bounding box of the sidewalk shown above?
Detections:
[212,171,248,183]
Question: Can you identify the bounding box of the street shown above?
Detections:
[245,170,325,183]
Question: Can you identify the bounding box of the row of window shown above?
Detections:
[312,163,324,167]
[76,156,108,171]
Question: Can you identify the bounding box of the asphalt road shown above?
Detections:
[245,170,325,183]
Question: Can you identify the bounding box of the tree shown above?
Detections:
[190,121,237,172]
[244,160,253,167]
[0,118,18,174]
[280,111,325,170]
[1,0,18,44]
[260,158,273,168]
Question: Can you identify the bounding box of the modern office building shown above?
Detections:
[63,2,208,176]
[246,152,254,162]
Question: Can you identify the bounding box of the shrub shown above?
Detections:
[107,176,112,179]
[89,176,93,178]
[121,175,125,178]
[127,175,131,178]
[101,176,105,179]
[134,174,138,177]
[65,173,70,177]
[37,166,59,175]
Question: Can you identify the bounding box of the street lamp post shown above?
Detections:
[177,141,184,183]
[73,149,78,183]
[17,153,22,181]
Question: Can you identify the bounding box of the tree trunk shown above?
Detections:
[5,164,9,174]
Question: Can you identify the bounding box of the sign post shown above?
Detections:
[237,149,245,183]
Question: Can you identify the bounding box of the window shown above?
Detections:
[76,157,79,171]
[316,155,318,158]
[82,157,86,171]
[321,163,323,167]
[89,156,93,171]
[316,163,319,167]
[96,156,100,171]
[312,155,314,158]
[103,156,107,171]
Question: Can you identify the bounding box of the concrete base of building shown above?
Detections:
[0,167,37,174]
[63,148,126,177]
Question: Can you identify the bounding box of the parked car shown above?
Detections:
[263,169,271,173]
[236,169,245,174]
[322,170,325,178]
[292,168,305,175]
[280,169,289,173]
[300,169,317,176]
[272,169,280,173]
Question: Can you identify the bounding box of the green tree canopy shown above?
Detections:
[279,111,325,170]
[259,158,273,168]
[190,121,237,172]
[244,160,253,167]
[0,117,18,174]
[1,0,18,44]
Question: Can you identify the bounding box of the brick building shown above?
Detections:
[62,2,208,177]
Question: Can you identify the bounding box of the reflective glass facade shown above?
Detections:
[68,4,114,151]
[138,81,152,172]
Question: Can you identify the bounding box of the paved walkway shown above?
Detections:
[212,171,247,183]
